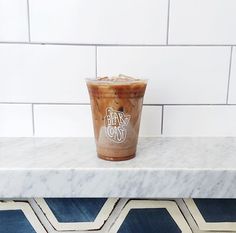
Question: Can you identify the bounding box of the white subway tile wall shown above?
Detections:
[0,0,29,42]
[29,0,168,44]
[34,105,162,137]
[228,48,236,103]
[0,0,236,136]
[97,46,230,104]
[0,104,32,136]
[163,106,236,136]
[34,105,93,137]
[140,106,162,137]
[169,0,236,45]
[0,44,95,103]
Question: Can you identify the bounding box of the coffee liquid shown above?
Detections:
[86,76,147,161]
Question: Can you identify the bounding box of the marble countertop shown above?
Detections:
[0,137,236,198]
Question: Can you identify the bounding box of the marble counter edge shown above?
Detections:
[1,137,236,198]
[0,168,235,198]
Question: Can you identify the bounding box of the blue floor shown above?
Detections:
[0,210,36,233]
[194,199,236,222]
[118,208,181,233]
[3,199,236,232]
[45,198,107,222]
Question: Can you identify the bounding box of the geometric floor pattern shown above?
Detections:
[0,199,236,232]
[0,210,37,233]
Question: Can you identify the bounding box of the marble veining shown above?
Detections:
[0,137,236,198]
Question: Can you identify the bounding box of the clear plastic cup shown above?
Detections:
[86,77,147,161]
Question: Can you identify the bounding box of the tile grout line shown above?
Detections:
[95,46,97,77]
[161,105,164,134]
[226,46,234,104]
[0,41,235,47]
[166,0,171,45]
[0,102,91,105]
[26,0,31,42]
[2,102,236,106]
[31,104,35,136]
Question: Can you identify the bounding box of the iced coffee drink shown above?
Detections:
[86,75,147,161]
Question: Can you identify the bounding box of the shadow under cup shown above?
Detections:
[86,79,147,161]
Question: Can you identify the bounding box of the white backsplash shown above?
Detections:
[0,0,236,136]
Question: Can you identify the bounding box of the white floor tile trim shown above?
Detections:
[184,199,236,232]
[35,198,118,231]
[109,200,192,233]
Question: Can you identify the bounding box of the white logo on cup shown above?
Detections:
[104,107,131,143]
